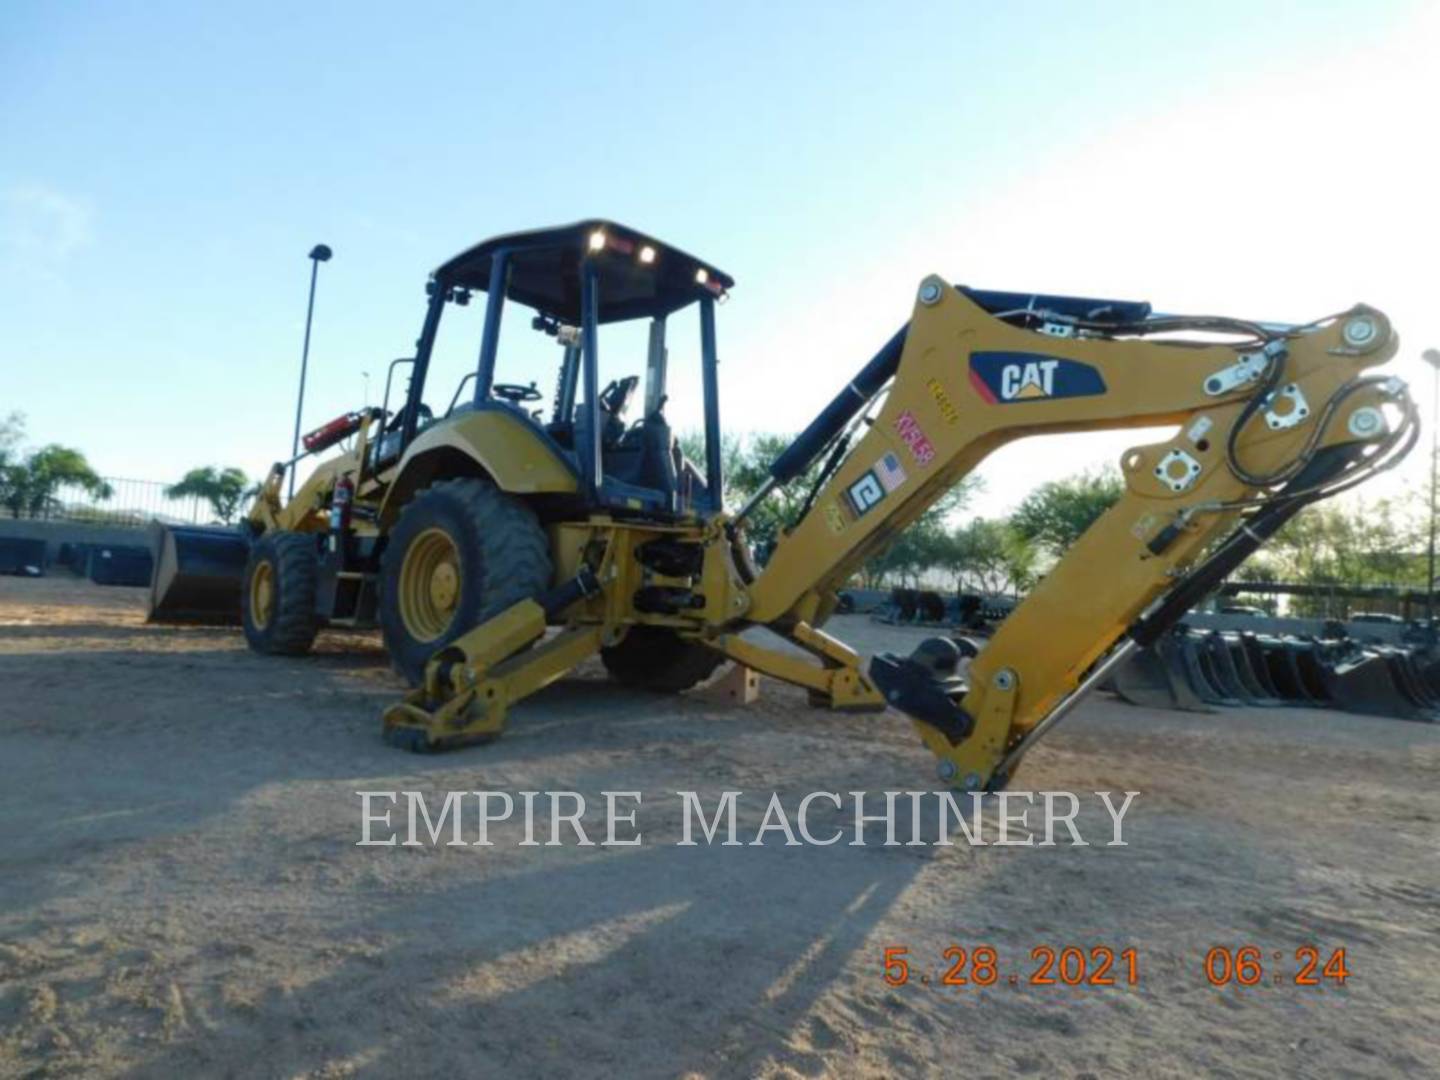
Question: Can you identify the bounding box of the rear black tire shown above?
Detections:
[600,626,727,692]
[378,478,552,686]
[241,530,321,655]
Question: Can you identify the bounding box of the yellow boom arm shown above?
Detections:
[744,277,1409,788]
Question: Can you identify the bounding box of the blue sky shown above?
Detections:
[2,1,1436,517]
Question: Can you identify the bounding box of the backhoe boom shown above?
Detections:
[746,277,1411,788]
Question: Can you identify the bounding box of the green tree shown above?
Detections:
[0,412,22,457]
[863,513,949,587]
[680,429,978,579]
[858,482,979,587]
[0,412,24,512]
[680,430,828,559]
[165,466,255,524]
[677,431,745,502]
[937,518,1037,594]
[1010,467,1124,555]
[3,443,113,518]
[1244,496,1425,617]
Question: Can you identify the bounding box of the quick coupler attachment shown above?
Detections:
[869,637,975,745]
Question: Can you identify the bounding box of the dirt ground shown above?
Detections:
[0,576,1436,1079]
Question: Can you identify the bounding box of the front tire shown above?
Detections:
[600,627,727,692]
[241,530,321,655]
[378,478,551,686]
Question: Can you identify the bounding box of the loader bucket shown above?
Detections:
[1224,633,1281,706]
[57,541,91,574]
[1202,632,1254,704]
[0,537,46,577]
[1239,633,1284,700]
[1111,646,1175,709]
[1291,640,1333,702]
[1415,654,1440,698]
[1412,654,1439,695]
[1383,650,1440,711]
[1178,631,1239,706]
[1157,635,1211,711]
[1112,636,1211,712]
[88,544,154,587]
[1256,636,1320,705]
[146,523,251,625]
[1321,651,1432,721]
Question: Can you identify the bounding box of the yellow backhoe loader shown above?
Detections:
[149,220,1415,791]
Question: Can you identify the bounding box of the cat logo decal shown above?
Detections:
[969,352,1107,404]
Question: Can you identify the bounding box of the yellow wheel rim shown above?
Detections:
[400,527,462,643]
[250,560,275,630]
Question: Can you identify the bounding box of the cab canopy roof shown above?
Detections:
[434,220,734,325]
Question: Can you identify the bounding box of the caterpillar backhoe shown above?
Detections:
[149,220,1415,791]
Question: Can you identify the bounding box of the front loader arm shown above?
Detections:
[749,277,1410,789]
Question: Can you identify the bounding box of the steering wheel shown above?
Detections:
[492,382,543,405]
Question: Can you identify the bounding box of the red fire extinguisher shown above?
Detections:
[329,475,354,554]
[304,411,365,454]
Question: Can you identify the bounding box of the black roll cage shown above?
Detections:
[395,222,730,513]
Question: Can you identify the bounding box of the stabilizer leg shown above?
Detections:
[380,598,604,751]
[714,623,886,712]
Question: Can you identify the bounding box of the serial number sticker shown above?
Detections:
[926,378,960,424]
[894,410,936,465]
[1187,415,1214,444]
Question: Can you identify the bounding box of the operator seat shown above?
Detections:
[570,375,638,452]
[622,411,680,496]
[563,376,687,508]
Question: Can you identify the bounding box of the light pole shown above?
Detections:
[289,243,334,499]
[1423,348,1440,638]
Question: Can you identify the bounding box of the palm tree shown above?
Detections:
[165,466,255,524]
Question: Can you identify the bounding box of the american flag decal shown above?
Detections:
[875,452,907,493]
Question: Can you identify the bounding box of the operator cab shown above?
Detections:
[391,220,734,516]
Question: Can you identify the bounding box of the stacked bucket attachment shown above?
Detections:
[87,544,154,587]
[0,537,46,577]
[872,588,1015,632]
[1322,645,1440,721]
[48,539,156,586]
[145,523,252,624]
[876,587,948,625]
[1113,622,1439,722]
[1109,634,1211,712]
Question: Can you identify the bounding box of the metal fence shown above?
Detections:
[3,477,212,528]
